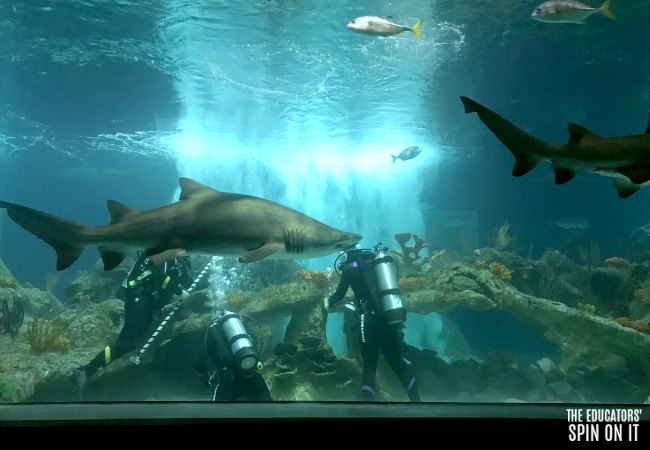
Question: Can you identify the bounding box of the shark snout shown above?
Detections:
[339,232,363,248]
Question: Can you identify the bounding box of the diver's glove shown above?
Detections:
[323,296,331,311]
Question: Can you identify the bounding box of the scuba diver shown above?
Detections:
[72,252,194,396]
[204,310,272,401]
[324,243,420,402]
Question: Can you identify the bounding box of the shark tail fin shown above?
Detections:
[0,201,89,271]
[600,0,615,20]
[411,20,424,39]
[460,96,542,177]
[391,155,398,163]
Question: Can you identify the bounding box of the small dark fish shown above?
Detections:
[392,146,422,164]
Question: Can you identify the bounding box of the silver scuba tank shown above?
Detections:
[371,249,406,324]
[220,311,259,372]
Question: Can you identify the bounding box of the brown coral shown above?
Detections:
[392,232,442,275]
[225,292,247,308]
[52,336,71,352]
[604,257,632,269]
[399,277,428,293]
[489,262,512,281]
[295,268,330,290]
[26,318,70,353]
[615,317,650,334]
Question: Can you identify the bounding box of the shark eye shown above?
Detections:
[351,20,356,24]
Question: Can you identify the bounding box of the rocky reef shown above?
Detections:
[1,245,649,404]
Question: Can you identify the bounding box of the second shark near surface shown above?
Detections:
[460,96,650,198]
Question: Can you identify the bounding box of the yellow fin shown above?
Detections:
[411,19,424,39]
[600,0,615,20]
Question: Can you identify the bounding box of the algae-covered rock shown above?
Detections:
[64,258,134,304]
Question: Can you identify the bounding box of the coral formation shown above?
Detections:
[295,268,331,290]
[45,272,61,294]
[399,277,429,292]
[225,292,247,308]
[393,232,445,275]
[26,318,70,353]
[0,276,17,288]
[603,257,632,269]
[633,287,650,304]
[576,303,596,315]
[0,298,24,337]
[615,317,650,334]
[493,221,513,251]
[489,262,512,281]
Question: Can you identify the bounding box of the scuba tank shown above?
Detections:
[370,244,406,324]
[211,311,260,373]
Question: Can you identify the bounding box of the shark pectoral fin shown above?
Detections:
[612,178,641,198]
[98,247,127,271]
[568,123,599,144]
[106,200,140,224]
[512,157,539,177]
[148,248,187,265]
[618,167,650,185]
[239,242,283,263]
[553,167,577,184]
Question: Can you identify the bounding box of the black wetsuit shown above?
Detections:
[206,320,272,402]
[82,253,194,378]
[328,255,420,402]
[646,112,650,134]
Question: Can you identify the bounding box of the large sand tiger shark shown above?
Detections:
[460,96,650,198]
[0,177,362,271]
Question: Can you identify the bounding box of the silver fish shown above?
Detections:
[392,146,422,163]
[347,16,424,39]
[531,0,615,24]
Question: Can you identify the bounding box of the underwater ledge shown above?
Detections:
[0,402,649,424]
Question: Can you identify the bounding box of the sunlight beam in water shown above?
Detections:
[162,0,462,268]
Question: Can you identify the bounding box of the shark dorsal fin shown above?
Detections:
[179,177,217,200]
[568,123,599,145]
[107,200,140,224]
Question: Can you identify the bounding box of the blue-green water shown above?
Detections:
[1,0,650,409]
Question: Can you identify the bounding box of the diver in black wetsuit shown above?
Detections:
[73,252,193,392]
[324,244,420,402]
[205,311,272,401]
